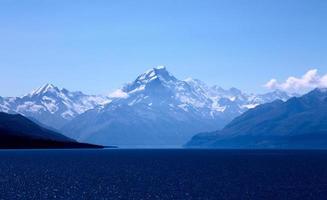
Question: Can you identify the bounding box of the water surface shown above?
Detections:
[0,149,327,199]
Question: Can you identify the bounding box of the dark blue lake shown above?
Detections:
[1,149,327,199]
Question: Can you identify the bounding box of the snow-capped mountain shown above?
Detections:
[62,66,291,147]
[0,84,110,129]
[185,78,290,116]
[0,67,291,147]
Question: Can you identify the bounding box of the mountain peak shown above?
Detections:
[123,66,177,93]
[304,88,327,100]
[228,87,242,96]
[155,65,166,70]
[30,83,60,96]
[139,66,175,82]
[184,77,204,84]
[306,87,327,95]
[184,78,210,92]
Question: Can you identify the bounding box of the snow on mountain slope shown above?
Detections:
[0,84,110,129]
[62,66,291,147]
[185,78,290,116]
[0,67,291,147]
[0,97,10,113]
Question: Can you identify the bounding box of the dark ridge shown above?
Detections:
[0,112,103,149]
[186,88,327,149]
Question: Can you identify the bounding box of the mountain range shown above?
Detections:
[61,67,289,147]
[0,67,290,147]
[186,88,327,149]
[0,84,110,129]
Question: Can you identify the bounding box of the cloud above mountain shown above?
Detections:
[109,89,129,98]
[264,69,327,94]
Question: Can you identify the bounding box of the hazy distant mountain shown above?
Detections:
[186,88,327,149]
[0,112,101,148]
[0,84,110,129]
[0,67,291,147]
[62,66,290,147]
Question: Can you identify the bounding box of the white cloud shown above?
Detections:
[109,89,129,98]
[264,69,327,94]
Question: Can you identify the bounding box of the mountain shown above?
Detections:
[0,112,102,148]
[186,88,327,149]
[62,66,290,147]
[185,78,289,115]
[0,84,110,129]
[0,67,290,147]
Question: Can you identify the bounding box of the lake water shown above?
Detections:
[0,149,327,199]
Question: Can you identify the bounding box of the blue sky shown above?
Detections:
[0,0,326,96]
